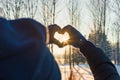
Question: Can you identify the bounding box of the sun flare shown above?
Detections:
[54,32,70,43]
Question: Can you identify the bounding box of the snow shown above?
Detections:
[115,65,120,76]
[59,64,120,80]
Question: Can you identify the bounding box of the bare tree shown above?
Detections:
[108,0,120,64]
[0,7,5,17]
[40,0,61,54]
[114,0,120,64]
[114,23,120,64]
[88,0,111,55]
[12,0,24,19]
[0,0,12,19]
[67,0,82,80]
[40,0,54,26]
[40,0,49,26]
[24,0,39,18]
[0,0,24,19]
[89,0,107,33]
[67,0,81,28]
[0,0,10,19]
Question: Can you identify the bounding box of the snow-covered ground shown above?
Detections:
[115,65,120,76]
[59,64,120,80]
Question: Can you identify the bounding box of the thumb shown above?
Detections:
[63,39,83,48]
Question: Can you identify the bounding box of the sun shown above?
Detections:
[54,32,70,43]
[52,32,70,55]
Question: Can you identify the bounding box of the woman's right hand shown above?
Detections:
[62,25,87,48]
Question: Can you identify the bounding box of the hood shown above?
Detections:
[0,18,46,58]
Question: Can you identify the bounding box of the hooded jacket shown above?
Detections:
[0,18,61,80]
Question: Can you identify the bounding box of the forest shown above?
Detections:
[0,0,120,80]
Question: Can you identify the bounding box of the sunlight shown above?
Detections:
[54,32,70,43]
[53,45,69,55]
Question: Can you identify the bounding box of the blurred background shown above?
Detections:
[0,0,120,80]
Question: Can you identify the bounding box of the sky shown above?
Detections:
[53,0,92,39]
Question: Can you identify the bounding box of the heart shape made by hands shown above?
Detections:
[54,31,70,43]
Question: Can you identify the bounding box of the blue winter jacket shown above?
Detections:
[0,18,61,80]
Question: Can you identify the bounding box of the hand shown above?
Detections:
[62,25,87,48]
[48,24,63,47]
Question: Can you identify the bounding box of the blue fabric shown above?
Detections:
[0,18,61,80]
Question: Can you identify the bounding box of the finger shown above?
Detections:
[62,39,77,47]
[63,25,74,32]
[48,24,61,36]
[53,39,64,47]
[48,24,61,31]
[48,24,61,43]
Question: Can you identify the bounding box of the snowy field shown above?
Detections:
[59,64,120,80]
[115,65,120,76]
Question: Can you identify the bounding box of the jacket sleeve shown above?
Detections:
[32,47,61,80]
[80,41,120,80]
